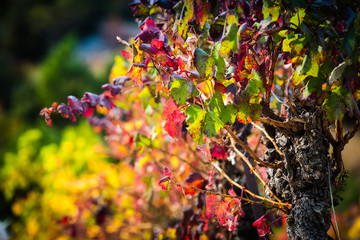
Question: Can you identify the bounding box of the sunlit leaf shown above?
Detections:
[186,104,205,144]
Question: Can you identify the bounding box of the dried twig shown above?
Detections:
[210,161,291,209]
[224,126,284,169]
[228,137,284,204]
[174,182,272,207]
[287,100,299,118]
[116,36,131,47]
[252,122,283,157]
[258,117,299,132]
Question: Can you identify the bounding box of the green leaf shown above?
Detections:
[329,61,349,85]
[136,133,152,150]
[194,48,210,78]
[219,23,238,57]
[211,42,225,81]
[322,86,353,122]
[292,68,307,86]
[303,77,324,98]
[169,75,199,105]
[178,0,194,38]
[209,92,236,125]
[237,102,262,123]
[203,111,224,137]
[186,104,206,144]
[300,52,320,77]
[242,72,265,100]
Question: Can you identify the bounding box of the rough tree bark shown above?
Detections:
[264,102,333,240]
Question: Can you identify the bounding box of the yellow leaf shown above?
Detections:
[109,56,128,81]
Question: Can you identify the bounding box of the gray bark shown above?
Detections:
[264,106,332,240]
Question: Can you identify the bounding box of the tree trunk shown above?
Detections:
[264,105,332,239]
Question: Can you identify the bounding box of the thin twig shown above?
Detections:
[116,36,131,47]
[210,161,291,209]
[271,90,287,105]
[287,100,299,118]
[228,137,284,204]
[343,120,360,148]
[224,126,284,169]
[251,122,283,157]
[266,40,282,103]
[174,182,270,206]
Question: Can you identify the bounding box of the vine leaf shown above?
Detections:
[219,23,238,57]
[203,111,224,137]
[329,61,349,85]
[209,92,236,125]
[169,75,199,105]
[184,172,205,196]
[206,194,244,231]
[194,48,211,79]
[252,213,273,237]
[186,104,206,144]
[211,42,225,81]
[236,72,264,123]
[126,66,143,86]
[134,18,160,43]
[162,99,186,138]
[158,176,171,191]
[211,145,228,160]
[322,86,353,121]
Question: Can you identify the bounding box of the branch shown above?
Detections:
[174,183,265,205]
[258,117,300,132]
[342,120,360,150]
[335,120,344,144]
[210,161,291,209]
[228,137,284,205]
[251,122,284,157]
[224,126,285,169]
[266,39,282,103]
[287,100,299,118]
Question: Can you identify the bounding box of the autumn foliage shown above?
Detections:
[40,0,360,239]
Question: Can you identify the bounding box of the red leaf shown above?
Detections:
[214,82,227,94]
[228,188,236,196]
[163,166,173,178]
[206,194,221,218]
[158,176,171,191]
[121,50,131,60]
[162,100,185,138]
[211,145,228,160]
[151,39,164,49]
[134,18,160,43]
[252,213,273,237]
[162,99,179,119]
[184,172,205,196]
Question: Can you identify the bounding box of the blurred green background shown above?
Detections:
[0,0,360,239]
